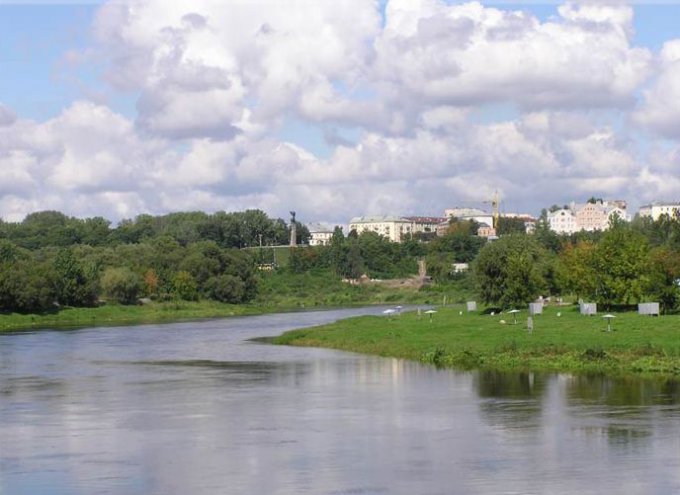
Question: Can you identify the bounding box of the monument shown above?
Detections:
[289,211,297,247]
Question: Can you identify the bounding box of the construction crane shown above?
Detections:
[483,190,500,229]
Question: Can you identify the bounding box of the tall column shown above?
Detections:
[289,211,297,247]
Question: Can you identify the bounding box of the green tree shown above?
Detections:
[52,249,98,306]
[429,231,486,262]
[326,227,348,276]
[559,226,650,308]
[646,246,680,313]
[473,235,548,308]
[205,274,246,303]
[100,267,143,304]
[0,258,57,312]
[497,217,527,236]
[556,241,597,300]
[172,271,198,301]
[591,226,649,307]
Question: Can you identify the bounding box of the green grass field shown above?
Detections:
[273,305,680,377]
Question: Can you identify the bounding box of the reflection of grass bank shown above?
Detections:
[273,306,680,378]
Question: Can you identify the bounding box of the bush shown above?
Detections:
[172,271,198,301]
[100,267,143,305]
[205,274,246,303]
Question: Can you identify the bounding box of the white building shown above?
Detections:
[547,200,630,234]
[444,207,494,228]
[348,216,413,242]
[307,223,334,246]
[404,216,448,237]
[348,215,447,242]
[548,208,578,234]
[638,202,680,221]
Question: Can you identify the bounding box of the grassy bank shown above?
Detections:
[273,305,680,378]
[0,300,264,331]
[254,269,471,308]
[0,271,473,332]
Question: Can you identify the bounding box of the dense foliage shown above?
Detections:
[473,234,549,308]
[0,209,300,312]
[3,207,680,315]
[474,213,680,311]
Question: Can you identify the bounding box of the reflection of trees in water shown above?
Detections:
[474,371,549,429]
[475,371,548,399]
[565,375,680,449]
[566,374,680,407]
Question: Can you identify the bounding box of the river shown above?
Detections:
[1,307,679,494]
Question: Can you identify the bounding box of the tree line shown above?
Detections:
[474,213,680,311]
[6,207,677,315]
[0,209,310,249]
[0,209,309,313]
[286,219,486,281]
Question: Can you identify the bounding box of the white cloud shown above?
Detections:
[0,103,16,127]
[90,0,381,139]
[3,1,680,225]
[633,40,680,139]
[0,151,38,195]
[374,0,651,112]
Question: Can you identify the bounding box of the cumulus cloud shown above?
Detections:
[633,40,680,139]
[2,0,680,225]
[91,0,381,139]
[0,103,17,127]
[374,0,651,113]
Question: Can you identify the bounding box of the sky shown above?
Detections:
[1,1,680,227]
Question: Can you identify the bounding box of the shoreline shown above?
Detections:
[273,305,680,379]
[0,300,394,333]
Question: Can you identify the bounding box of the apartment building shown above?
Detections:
[638,202,680,221]
[307,223,334,246]
[548,200,629,234]
[348,215,447,242]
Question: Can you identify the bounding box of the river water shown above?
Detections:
[1,307,679,495]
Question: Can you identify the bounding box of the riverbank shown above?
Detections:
[273,305,680,377]
[0,271,470,332]
[0,300,266,331]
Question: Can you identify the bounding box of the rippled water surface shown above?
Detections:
[1,308,680,494]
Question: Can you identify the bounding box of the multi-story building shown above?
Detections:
[575,202,610,231]
[548,208,578,234]
[476,223,497,238]
[307,223,334,246]
[348,215,447,242]
[638,202,680,221]
[547,200,630,234]
[348,216,413,242]
[404,216,448,237]
[444,207,494,227]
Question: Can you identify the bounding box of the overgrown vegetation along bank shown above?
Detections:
[0,300,263,331]
[0,272,472,332]
[254,269,473,308]
[273,305,680,377]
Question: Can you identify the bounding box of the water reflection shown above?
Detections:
[1,309,680,495]
[565,374,680,407]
